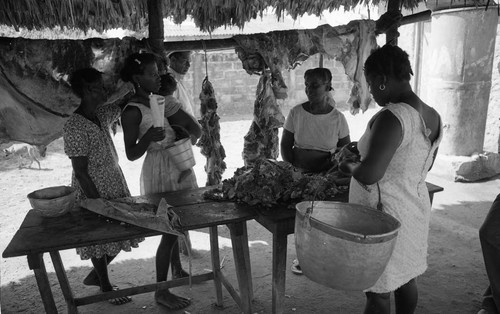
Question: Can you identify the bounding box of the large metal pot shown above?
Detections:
[295,201,401,290]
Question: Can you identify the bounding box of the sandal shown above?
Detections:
[106,286,132,305]
[291,259,303,275]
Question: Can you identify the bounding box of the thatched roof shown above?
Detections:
[0,0,422,33]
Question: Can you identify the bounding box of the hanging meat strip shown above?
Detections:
[242,70,285,166]
[197,76,227,186]
[234,20,377,114]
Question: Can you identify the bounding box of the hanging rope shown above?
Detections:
[202,39,208,79]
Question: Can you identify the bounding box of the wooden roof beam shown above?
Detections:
[159,10,432,53]
[387,0,402,45]
[148,0,166,72]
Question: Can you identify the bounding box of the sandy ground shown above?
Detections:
[1,110,500,314]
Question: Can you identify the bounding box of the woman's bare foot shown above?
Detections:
[155,289,191,310]
[83,271,100,287]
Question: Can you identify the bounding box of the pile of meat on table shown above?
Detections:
[204,144,359,209]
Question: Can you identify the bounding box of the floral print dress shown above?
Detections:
[63,104,143,260]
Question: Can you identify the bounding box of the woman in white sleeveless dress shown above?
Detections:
[119,53,201,310]
[342,45,443,314]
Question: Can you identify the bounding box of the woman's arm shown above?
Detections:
[121,106,165,161]
[280,129,295,164]
[168,109,202,142]
[350,110,402,185]
[71,157,100,199]
[337,135,351,148]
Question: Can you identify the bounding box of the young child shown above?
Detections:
[159,73,196,183]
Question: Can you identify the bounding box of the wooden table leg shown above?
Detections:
[50,251,78,314]
[209,226,224,308]
[27,253,58,314]
[272,223,288,314]
[227,222,253,314]
[240,222,253,300]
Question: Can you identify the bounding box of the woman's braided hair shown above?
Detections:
[120,52,157,83]
[364,45,414,81]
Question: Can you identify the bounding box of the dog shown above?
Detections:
[4,143,47,169]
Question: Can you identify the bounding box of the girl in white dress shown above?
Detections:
[120,53,201,310]
[342,45,443,314]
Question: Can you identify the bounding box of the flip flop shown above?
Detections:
[291,259,303,275]
[107,286,132,305]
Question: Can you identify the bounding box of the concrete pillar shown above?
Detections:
[427,7,498,156]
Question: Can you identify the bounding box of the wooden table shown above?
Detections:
[2,187,258,314]
[254,181,444,314]
[3,182,444,314]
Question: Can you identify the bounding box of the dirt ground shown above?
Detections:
[1,111,500,314]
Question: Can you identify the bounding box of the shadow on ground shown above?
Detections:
[2,196,496,314]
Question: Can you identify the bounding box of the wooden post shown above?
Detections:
[147,0,166,72]
[386,0,401,45]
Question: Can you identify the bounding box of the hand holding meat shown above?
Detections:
[335,142,360,176]
[334,142,360,163]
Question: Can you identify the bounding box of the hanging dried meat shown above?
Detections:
[234,20,377,114]
[196,76,226,186]
[242,70,285,166]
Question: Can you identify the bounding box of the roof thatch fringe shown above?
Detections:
[0,0,149,32]
[0,0,487,33]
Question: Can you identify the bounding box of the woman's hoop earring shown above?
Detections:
[379,84,386,91]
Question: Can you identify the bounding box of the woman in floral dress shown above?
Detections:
[63,67,142,305]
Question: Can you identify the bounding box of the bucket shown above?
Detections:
[295,201,401,291]
[166,138,196,171]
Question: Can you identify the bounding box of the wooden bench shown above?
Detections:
[2,187,257,314]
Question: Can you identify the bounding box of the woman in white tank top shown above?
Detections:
[342,45,442,314]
